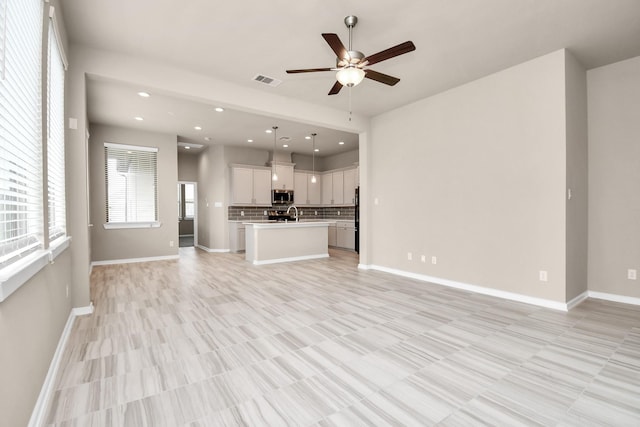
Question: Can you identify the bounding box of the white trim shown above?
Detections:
[196,245,230,253]
[72,302,94,316]
[91,254,179,267]
[252,253,329,265]
[49,236,71,261]
[588,291,640,306]
[566,291,589,310]
[103,221,161,229]
[48,5,68,70]
[179,234,194,237]
[0,251,49,303]
[28,303,93,427]
[363,264,570,311]
[103,142,158,152]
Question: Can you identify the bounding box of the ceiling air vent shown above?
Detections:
[253,74,282,87]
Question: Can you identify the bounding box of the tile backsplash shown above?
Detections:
[228,206,355,221]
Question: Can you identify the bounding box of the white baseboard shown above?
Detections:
[566,291,589,310]
[28,303,94,427]
[196,245,230,253]
[363,264,570,311]
[91,254,179,267]
[588,291,640,306]
[252,254,329,265]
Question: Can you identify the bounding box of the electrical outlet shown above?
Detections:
[240,211,245,216]
[421,255,426,263]
[407,252,412,261]
[431,256,437,265]
[169,240,174,247]
[539,270,548,282]
[628,269,637,280]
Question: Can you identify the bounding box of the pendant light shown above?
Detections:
[311,133,317,183]
[272,126,278,181]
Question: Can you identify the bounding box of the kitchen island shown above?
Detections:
[244,221,330,265]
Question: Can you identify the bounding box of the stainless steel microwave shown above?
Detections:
[272,189,294,205]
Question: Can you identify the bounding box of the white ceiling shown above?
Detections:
[61,0,640,154]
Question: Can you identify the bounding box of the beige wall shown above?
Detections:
[88,124,179,261]
[369,50,569,302]
[178,151,199,182]
[197,145,228,250]
[588,55,640,298]
[564,52,589,301]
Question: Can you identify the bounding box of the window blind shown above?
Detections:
[105,143,158,223]
[47,20,66,241]
[0,0,43,267]
[0,0,6,80]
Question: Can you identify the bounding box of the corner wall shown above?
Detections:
[369,50,568,303]
[588,55,640,298]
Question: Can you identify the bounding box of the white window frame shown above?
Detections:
[47,5,68,247]
[103,142,160,230]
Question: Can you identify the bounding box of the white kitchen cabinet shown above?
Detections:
[336,221,355,250]
[231,165,271,206]
[294,172,308,205]
[273,164,294,190]
[322,173,333,205]
[327,222,337,247]
[343,168,358,205]
[332,171,344,205]
[229,222,246,252]
[320,167,357,206]
[307,174,321,205]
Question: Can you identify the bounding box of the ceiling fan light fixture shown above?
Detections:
[336,67,365,87]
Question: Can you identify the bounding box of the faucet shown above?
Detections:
[286,204,299,222]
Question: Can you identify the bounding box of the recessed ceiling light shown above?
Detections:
[305,136,311,140]
[314,148,319,152]
[247,139,253,143]
[204,137,211,141]
[283,144,289,148]
[265,129,272,134]
[184,146,191,150]
[137,91,150,98]
[134,116,143,121]
[338,141,345,145]
[215,107,224,112]
[194,126,202,130]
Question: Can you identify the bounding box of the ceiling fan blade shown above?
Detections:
[362,41,416,66]
[322,33,348,60]
[328,81,343,95]
[365,69,400,86]
[286,68,334,74]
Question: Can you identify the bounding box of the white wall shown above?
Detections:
[88,124,179,261]
[368,50,569,303]
[588,55,640,298]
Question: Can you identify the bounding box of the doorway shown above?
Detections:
[178,181,197,248]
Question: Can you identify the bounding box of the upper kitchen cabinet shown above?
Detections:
[321,166,358,206]
[343,167,358,205]
[231,165,272,206]
[294,171,322,206]
[272,163,294,190]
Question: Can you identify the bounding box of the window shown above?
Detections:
[178,183,195,220]
[47,14,67,242]
[0,0,43,269]
[0,0,6,80]
[104,143,158,227]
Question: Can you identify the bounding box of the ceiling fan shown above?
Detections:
[286,16,416,95]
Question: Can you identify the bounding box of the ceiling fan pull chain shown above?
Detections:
[349,85,353,121]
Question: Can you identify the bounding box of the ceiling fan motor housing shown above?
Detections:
[337,51,365,67]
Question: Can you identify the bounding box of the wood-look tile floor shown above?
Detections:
[44,248,640,426]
